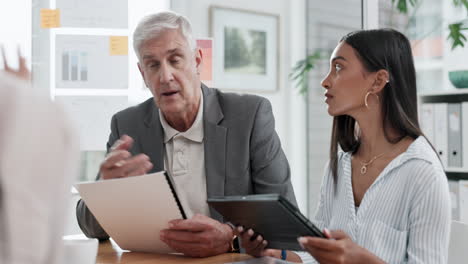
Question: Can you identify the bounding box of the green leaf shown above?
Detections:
[453,0,468,12]
[289,51,322,96]
[393,0,418,14]
[448,22,468,50]
[397,0,408,13]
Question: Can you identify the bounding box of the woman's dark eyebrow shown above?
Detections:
[331,56,347,63]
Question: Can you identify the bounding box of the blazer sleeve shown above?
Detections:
[75,114,120,240]
[249,98,297,206]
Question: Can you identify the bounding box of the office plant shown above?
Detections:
[290,0,468,95]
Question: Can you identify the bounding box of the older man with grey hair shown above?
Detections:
[76,11,296,258]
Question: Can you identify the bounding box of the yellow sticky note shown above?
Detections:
[109,36,128,56]
[40,9,60,28]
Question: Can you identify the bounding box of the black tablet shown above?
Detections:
[207,194,325,251]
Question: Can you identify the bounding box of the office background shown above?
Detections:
[1,0,467,236]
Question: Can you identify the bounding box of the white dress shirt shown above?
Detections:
[159,96,210,219]
[298,136,451,263]
[0,72,79,264]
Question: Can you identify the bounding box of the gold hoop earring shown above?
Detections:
[364,92,380,109]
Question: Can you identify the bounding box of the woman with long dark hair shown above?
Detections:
[237,29,451,263]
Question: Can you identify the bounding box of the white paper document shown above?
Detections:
[56,0,128,28]
[55,35,128,89]
[75,172,185,253]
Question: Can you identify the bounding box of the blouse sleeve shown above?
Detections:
[406,161,451,264]
[312,160,335,230]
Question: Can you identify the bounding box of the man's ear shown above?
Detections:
[137,62,148,87]
[195,48,203,74]
[372,69,390,93]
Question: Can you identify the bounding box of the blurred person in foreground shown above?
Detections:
[0,46,79,264]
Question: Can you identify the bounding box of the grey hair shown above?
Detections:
[133,11,196,59]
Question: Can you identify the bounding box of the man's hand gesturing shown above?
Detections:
[99,135,153,180]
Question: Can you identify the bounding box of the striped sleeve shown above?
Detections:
[294,251,317,264]
[406,162,451,264]
[312,161,333,230]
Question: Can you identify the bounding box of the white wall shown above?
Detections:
[0,0,31,70]
[171,0,308,213]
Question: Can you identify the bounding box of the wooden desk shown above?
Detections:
[96,240,253,264]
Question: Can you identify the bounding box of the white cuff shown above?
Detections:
[293,251,317,264]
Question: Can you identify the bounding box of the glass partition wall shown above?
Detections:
[305,0,363,216]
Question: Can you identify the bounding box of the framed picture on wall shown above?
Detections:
[196,38,214,87]
[210,6,279,92]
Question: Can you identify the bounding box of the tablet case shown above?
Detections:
[208,194,325,251]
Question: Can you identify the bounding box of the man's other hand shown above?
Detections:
[1,45,30,81]
[99,135,153,180]
[160,214,234,257]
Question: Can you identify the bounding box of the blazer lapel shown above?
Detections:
[141,102,165,173]
[202,84,227,200]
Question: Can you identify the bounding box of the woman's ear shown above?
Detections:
[372,69,390,93]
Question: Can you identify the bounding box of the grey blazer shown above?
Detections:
[76,84,297,239]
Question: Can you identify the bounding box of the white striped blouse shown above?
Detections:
[297,136,451,263]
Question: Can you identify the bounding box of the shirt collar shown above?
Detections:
[388,136,440,168]
[159,95,204,143]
